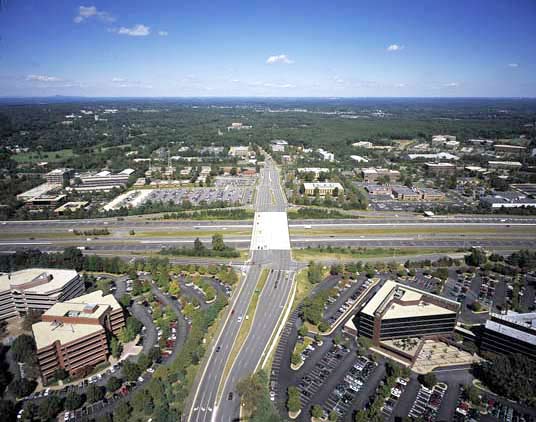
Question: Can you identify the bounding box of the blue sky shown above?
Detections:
[0,0,535,97]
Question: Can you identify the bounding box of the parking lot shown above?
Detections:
[322,356,378,419]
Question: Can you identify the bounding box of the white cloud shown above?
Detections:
[111,78,152,88]
[263,82,296,88]
[444,82,459,87]
[395,83,406,88]
[230,79,240,83]
[117,24,150,37]
[266,54,294,64]
[26,74,62,82]
[508,63,519,68]
[111,77,126,83]
[74,6,115,24]
[158,31,168,36]
[387,44,403,52]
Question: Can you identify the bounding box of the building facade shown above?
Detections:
[0,269,84,320]
[356,280,459,346]
[32,290,125,383]
[303,182,344,196]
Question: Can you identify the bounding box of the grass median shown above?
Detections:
[292,247,464,262]
[218,268,270,400]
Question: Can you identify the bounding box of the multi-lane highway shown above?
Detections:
[187,157,295,422]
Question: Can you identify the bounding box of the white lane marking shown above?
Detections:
[0,242,52,245]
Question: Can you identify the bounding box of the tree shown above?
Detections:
[38,396,63,420]
[291,352,302,366]
[137,353,152,371]
[311,404,323,418]
[287,386,301,413]
[53,368,69,381]
[0,400,15,422]
[110,336,122,358]
[329,410,338,421]
[236,372,266,412]
[9,378,36,397]
[212,234,226,251]
[11,335,36,364]
[168,280,180,297]
[122,361,141,382]
[64,391,84,410]
[86,384,104,403]
[193,238,205,253]
[119,293,132,307]
[418,373,437,389]
[106,376,122,392]
[114,401,131,422]
[298,325,308,337]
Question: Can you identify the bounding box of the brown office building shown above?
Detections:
[32,290,125,384]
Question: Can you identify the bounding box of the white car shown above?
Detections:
[269,391,275,401]
[44,388,50,396]
[146,367,155,373]
[137,376,144,383]
[237,316,242,323]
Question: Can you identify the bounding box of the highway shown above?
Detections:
[187,157,295,422]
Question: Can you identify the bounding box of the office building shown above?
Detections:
[303,182,344,196]
[361,168,401,183]
[425,162,457,176]
[494,144,527,156]
[32,290,125,383]
[488,161,522,169]
[480,191,536,209]
[480,312,536,361]
[73,169,133,192]
[420,188,446,201]
[392,186,421,201]
[0,269,84,320]
[365,185,392,196]
[45,168,73,185]
[317,148,335,162]
[228,146,250,158]
[356,280,459,346]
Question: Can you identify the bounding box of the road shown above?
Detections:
[187,157,296,422]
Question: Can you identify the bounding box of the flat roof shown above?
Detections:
[485,313,536,346]
[361,280,459,319]
[303,182,344,189]
[44,290,121,318]
[0,268,78,294]
[33,321,104,349]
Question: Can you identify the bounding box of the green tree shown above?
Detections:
[418,373,437,389]
[291,352,302,366]
[11,335,36,364]
[119,293,131,307]
[86,384,104,403]
[106,376,122,392]
[38,396,63,420]
[137,353,152,371]
[122,361,141,382]
[212,233,226,251]
[311,404,323,418]
[9,378,36,398]
[114,401,131,422]
[236,372,266,412]
[64,392,84,410]
[110,336,122,358]
[287,386,301,413]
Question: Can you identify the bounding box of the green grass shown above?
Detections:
[13,148,77,163]
[290,226,536,236]
[292,247,463,262]
[218,268,269,399]
[133,229,251,238]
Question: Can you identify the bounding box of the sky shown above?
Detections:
[0,0,535,97]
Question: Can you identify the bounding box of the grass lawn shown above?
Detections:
[290,226,536,236]
[292,247,463,262]
[13,148,77,163]
[133,229,251,238]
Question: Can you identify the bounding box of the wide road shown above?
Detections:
[187,157,295,422]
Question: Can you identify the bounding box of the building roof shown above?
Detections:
[361,280,459,319]
[303,182,344,190]
[33,321,104,349]
[0,268,78,294]
[44,290,121,318]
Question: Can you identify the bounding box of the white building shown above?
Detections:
[0,269,83,320]
[72,169,133,192]
[317,148,335,162]
[350,155,369,163]
[228,146,250,158]
[303,182,344,196]
[408,152,459,161]
[352,141,373,149]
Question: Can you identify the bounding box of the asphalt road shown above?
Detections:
[187,157,296,422]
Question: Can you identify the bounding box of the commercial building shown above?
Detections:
[361,168,401,183]
[408,152,459,161]
[32,290,125,383]
[317,148,335,162]
[0,269,83,320]
[488,161,522,169]
[270,140,288,153]
[16,183,60,201]
[228,146,250,158]
[45,168,73,185]
[227,122,252,131]
[73,169,133,192]
[494,144,527,156]
[303,182,344,196]
[480,312,536,361]
[352,141,373,149]
[350,155,369,163]
[24,194,67,209]
[392,186,421,201]
[54,201,89,215]
[420,188,446,201]
[365,184,392,196]
[425,162,457,176]
[480,191,536,209]
[431,135,457,146]
[356,280,459,346]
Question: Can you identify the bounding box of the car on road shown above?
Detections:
[216,346,221,352]
[228,392,233,400]
[237,315,242,322]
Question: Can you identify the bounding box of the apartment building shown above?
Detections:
[32,290,125,384]
[0,269,84,320]
[356,280,459,346]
